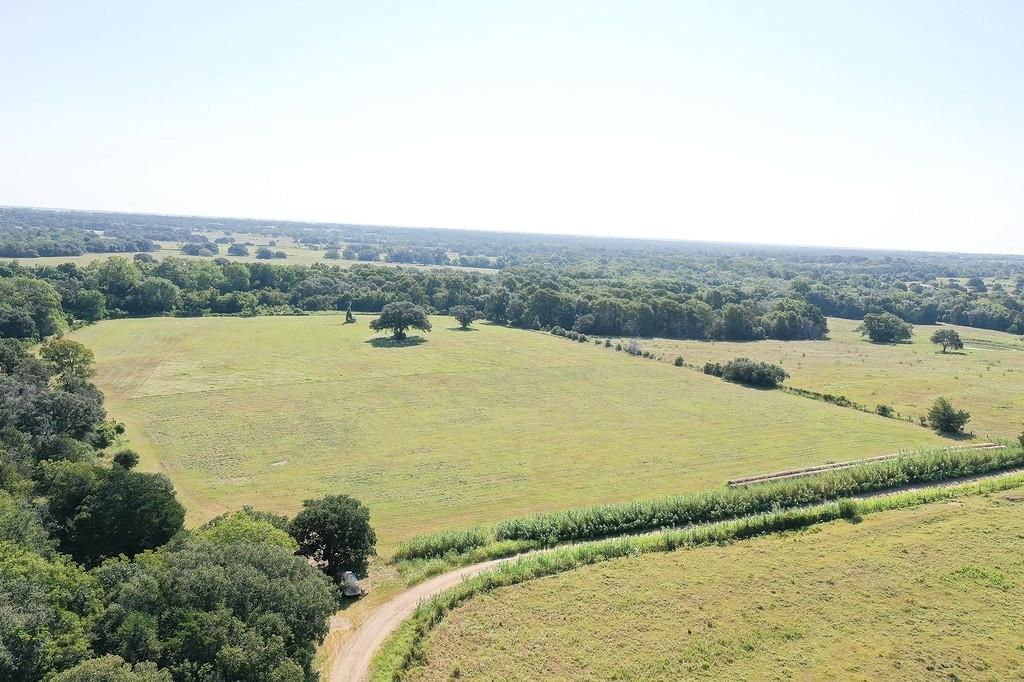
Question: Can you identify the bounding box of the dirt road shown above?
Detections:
[327,463,1023,681]
[328,556,516,681]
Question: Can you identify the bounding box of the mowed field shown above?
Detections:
[644,317,1024,438]
[407,492,1024,681]
[72,315,944,549]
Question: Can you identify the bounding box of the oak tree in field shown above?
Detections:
[289,494,377,580]
[450,304,479,329]
[227,243,249,256]
[856,312,913,343]
[930,328,963,353]
[368,301,431,340]
[927,397,971,435]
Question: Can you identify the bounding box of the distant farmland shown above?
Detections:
[73,315,944,549]
[644,317,1024,438]
[404,492,1024,681]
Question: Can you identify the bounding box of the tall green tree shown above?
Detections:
[368,301,431,340]
[857,312,913,343]
[289,494,377,579]
[930,328,963,352]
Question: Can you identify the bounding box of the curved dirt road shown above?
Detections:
[328,556,515,682]
[328,463,1023,681]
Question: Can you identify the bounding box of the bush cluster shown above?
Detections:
[703,357,789,388]
[549,326,588,342]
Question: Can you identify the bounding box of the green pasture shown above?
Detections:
[644,317,1024,438]
[71,314,943,549]
[407,491,1024,681]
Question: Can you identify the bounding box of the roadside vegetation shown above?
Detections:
[373,473,1024,680]
[392,442,1024,563]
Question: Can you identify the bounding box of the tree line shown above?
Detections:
[1,334,377,679]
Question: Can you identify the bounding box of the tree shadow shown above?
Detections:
[935,430,975,442]
[446,326,478,332]
[365,336,428,348]
[935,350,968,356]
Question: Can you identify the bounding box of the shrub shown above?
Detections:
[876,404,894,418]
[927,397,971,434]
[673,356,685,367]
[703,361,723,377]
[714,358,788,388]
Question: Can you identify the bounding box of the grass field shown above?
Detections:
[406,491,1024,681]
[642,317,1024,438]
[71,315,944,549]
[8,234,494,272]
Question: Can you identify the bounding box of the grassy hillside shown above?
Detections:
[406,491,1024,681]
[72,315,943,548]
[644,317,1024,438]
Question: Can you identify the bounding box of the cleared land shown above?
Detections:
[8,234,493,271]
[406,492,1024,681]
[72,315,943,549]
[643,317,1024,438]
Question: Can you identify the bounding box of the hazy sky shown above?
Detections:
[2,1,1021,253]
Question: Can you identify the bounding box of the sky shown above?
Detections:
[1,1,1022,254]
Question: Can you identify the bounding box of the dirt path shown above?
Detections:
[327,465,1024,681]
[328,556,519,681]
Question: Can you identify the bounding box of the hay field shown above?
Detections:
[643,317,1024,438]
[72,315,943,549]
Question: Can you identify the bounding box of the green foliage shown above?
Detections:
[39,462,185,566]
[0,491,53,554]
[368,301,432,340]
[227,243,249,257]
[673,355,684,367]
[93,539,338,680]
[50,655,171,681]
[0,277,66,339]
[449,305,479,329]
[71,290,107,323]
[857,312,913,343]
[705,357,788,388]
[0,541,103,681]
[111,449,139,470]
[394,444,1024,560]
[40,339,96,380]
[930,328,964,352]
[927,397,971,434]
[289,494,377,579]
[392,527,491,563]
[194,509,299,552]
[876,404,894,418]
